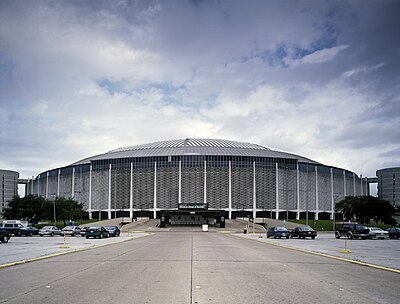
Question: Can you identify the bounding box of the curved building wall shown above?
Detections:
[26,155,369,221]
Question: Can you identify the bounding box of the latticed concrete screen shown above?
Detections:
[26,138,368,220]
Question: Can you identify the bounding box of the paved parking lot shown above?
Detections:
[0,232,149,266]
[238,231,400,270]
[1,228,399,272]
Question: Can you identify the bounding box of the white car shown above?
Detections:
[368,227,389,239]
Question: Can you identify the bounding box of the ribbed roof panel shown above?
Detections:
[70,138,319,165]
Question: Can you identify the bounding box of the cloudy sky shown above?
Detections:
[0,0,399,193]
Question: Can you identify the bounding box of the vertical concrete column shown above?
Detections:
[204,160,207,204]
[343,170,346,197]
[296,164,300,220]
[38,175,40,196]
[253,162,256,220]
[130,162,133,219]
[178,160,182,205]
[108,164,112,219]
[315,166,319,220]
[228,160,232,219]
[57,170,60,197]
[71,167,75,198]
[31,176,34,195]
[88,164,92,219]
[360,174,363,195]
[153,161,157,219]
[46,172,49,199]
[353,173,356,196]
[330,168,334,220]
[275,162,279,220]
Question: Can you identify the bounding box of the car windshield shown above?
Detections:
[105,226,115,230]
[63,227,73,230]
[276,227,287,231]
[300,226,313,231]
[42,226,52,229]
[356,225,368,230]
[370,227,382,231]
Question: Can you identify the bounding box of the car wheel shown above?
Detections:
[347,233,353,239]
[29,232,33,236]
[86,236,89,239]
[1,235,8,243]
[361,237,366,240]
[335,232,340,239]
[40,234,43,237]
[286,236,289,239]
[311,236,315,239]
[273,235,277,239]
[100,234,103,239]
[50,233,54,237]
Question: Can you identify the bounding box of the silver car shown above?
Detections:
[39,226,61,237]
[61,226,81,236]
[368,227,389,239]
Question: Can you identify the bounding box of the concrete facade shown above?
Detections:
[26,139,368,220]
[377,167,400,207]
[0,169,19,214]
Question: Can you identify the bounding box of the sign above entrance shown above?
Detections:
[178,203,208,210]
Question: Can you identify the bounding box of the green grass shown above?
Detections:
[289,219,396,231]
[289,219,335,231]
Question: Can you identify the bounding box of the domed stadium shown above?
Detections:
[27,138,369,226]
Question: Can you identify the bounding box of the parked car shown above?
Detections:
[18,226,39,236]
[387,227,400,239]
[104,226,120,237]
[85,226,109,239]
[335,223,369,239]
[368,227,389,239]
[61,226,81,236]
[39,226,61,237]
[0,228,11,243]
[80,226,89,237]
[290,226,317,239]
[267,227,290,239]
[0,222,24,236]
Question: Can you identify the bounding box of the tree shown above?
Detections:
[336,196,397,225]
[52,197,88,226]
[3,195,88,226]
[3,195,47,225]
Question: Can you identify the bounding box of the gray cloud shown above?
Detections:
[0,0,399,181]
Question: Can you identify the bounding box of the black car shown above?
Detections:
[267,227,290,239]
[290,226,317,239]
[18,226,39,236]
[387,227,400,239]
[85,226,109,239]
[335,223,369,239]
[104,226,120,237]
[0,228,11,243]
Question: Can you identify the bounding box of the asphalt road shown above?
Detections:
[0,232,398,304]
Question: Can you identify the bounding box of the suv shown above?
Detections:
[335,223,370,239]
[0,222,24,236]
